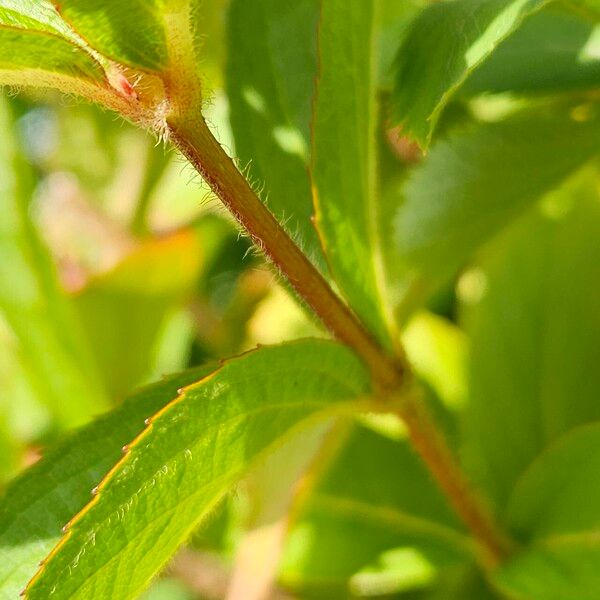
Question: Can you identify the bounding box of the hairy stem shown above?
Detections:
[168,115,404,392]
[400,394,513,567]
[167,113,511,567]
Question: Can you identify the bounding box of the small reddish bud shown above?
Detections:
[116,74,138,100]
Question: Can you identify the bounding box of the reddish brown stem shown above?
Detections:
[168,116,404,392]
[167,114,512,569]
[400,396,513,568]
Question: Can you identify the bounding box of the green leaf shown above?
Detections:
[53,0,209,78]
[0,413,19,484]
[0,29,104,89]
[73,230,204,399]
[53,0,167,70]
[495,423,600,599]
[395,108,600,286]
[0,364,216,599]
[377,0,424,89]
[498,547,600,600]
[25,340,370,600]
[392,0,549,147]
[0,1,107,89]
[508,423,600,541]
[140,578,194,600]
[575,0,600,20]
[226,0,327,271]
[280,425,469,595]
[0,98,108,427]
[313,0,394,346]
[421,566,502,600]
[0,0,77,37]
[0,313,50,445]
[465,8,600,96]
[461,171,600,506]
[403,311,468,411]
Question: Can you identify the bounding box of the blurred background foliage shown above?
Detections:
[1,0,599,598]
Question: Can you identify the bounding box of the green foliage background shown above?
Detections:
[0,0,599,599]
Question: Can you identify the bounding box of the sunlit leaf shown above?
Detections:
[25,340,370,600]
[465,8,600,95]
[0,1,107,91]
[313,0,395,346]
[281,425,469,595]
[392,0,549,147]
[52,0,168,70]
[0,365,216,599]
[403,311,468,411]
[0,0,77,38]
[226,0,327,271]
[0,28,105,88]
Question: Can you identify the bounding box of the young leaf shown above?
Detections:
[312,0,394,346]
[281,425,469,594]
[0,98,108,427]
[465,8,600,96]
[496,424,600,600]
[226,0,327,271]
[0,365,216,599]
[25,340,371,600]
[73,230,204,399]
[461,171,600,506]
[392,0,549,147]
[395,109,600,285]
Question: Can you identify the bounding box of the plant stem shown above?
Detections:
[167,114,512,568]
[168,116,405,392]
[400,394,513,568]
